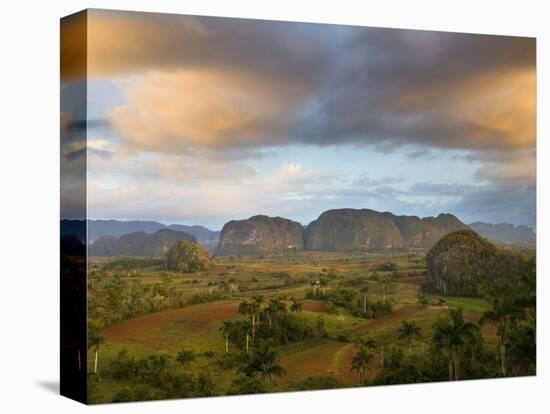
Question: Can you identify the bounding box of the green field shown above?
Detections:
[84,249,513,403]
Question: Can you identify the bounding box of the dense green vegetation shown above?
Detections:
[87,234,535,403]
[166,240,211,272]
[426,230,530,296]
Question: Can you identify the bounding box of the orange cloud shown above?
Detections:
[63,9,535,155]
[108,69,299,152]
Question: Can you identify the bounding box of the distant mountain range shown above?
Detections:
[89,228,196,257]
[60,213,535,257]
[217,209,469,255]
[60,219,221,251]
[217,215,306,255]
[469,222,535,244]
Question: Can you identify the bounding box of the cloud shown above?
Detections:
[108,69,301,153]
[62,10,536,227]
[79,10,535,156]
[474,149,536,188]
[297,30,535,153]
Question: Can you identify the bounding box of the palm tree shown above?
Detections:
[480,295,524,376]
[252,294,264,325]
[311,280,320,296]
[88,319,105,374]
[219,320,234,353]
[319,278,329,296]
[508,308,536,375]
[351,346,375,384]
[380,275,392,303]
[360,286,370,314]
[290,298,303,313]
[240,342,286,385]
[268,298,287,315]
[432,308,479,381]
[149,354,171,383]
[239,300,257,339]
[356,336,377,349]
[398,319,422,354]
[176,348,196,371]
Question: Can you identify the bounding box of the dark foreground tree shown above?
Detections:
[432,308,480,381]
[239,342,286,385]
[480,294,525,376]
[228,373,271,395]
[290,298,303,313]
[351,346,375,384]
[176,348,196,371]
[398,319,422,354]
[507,308,536,376]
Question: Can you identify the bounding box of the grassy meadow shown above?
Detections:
[86,249,509,403]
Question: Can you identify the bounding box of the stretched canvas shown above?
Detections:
[60,9,536,404]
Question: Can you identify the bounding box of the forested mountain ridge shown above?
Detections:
[305,209,468,251]
[469,222,535,244]
[89,228,196,257]
[217,215,305,255]
[60,219,220,251]
[217,209,469,255]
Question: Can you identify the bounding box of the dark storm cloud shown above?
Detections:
[75,9,535,155]
[68,10,536,227]
[296,29,535,152]
[452,185,536,227]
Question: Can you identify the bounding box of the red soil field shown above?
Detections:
[104,301,240,344]
[302,301,325,312]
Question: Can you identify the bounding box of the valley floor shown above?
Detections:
[88,251,501,403]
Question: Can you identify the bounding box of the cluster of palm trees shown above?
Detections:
[355,277,394,317]
[239,341,286,385]
[398,319,422,355]
[352,297,535,385]
[351,346,375,384]
[220,296,305,354]
[351,309,484,384]
[479,294,526,376]
[311,278,330,296]
[432,309,480,381]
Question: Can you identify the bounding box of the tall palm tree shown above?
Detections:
[398,319,422,354]
[268,298,287,315]
[219,320,233,353]
[290,298,303,313]
[432,308,480,381]
[380,275,392,303]
[240,342,286,385]
[239,300,257,339]
[88,319,105,374]
[360,286,370,314]
[149,354,171,383]
[176,348,196,371]
[319,278,329,296]
[351,346,375,384]
[507,308,536,376]
[311,280,320,296]
[252,294,264,325]
[480,295,524,376]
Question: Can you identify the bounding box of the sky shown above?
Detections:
[61,9,536,230]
